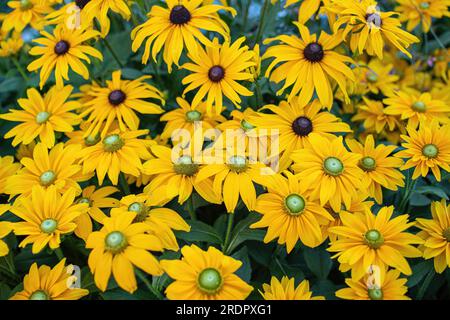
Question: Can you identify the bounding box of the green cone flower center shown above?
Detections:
[412,101,426,112]
[128,202,149,222]
[105,231,127,253]
[366,72,378,83]
[240,119,255,131]
[323,157,344,176]
[228,155,248,173]
[173,155,199,176]
[364,229,384,249]
[77,197,91,206]
[368,288,383,300]
[103,134,124,152]
[40,170,56,186]
[197,268,222,294]
[420,2,430,9]
[84,134,100,146]
[285,194,306,215]
[40,218,57,234]
[20,0,33,10]
[36,111,50,124]
[422,144,438,158]
[29,290,49,300]
[443,228,450,242]
[360,156,376,171]
[186,110,202,122]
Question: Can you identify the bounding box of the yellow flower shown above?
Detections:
[82,0,131,37]
[347,135,405,204]
[181,37,255,114]
[16,141,36,161]
[79,70,165,138]
[336,269,410,300]
[0,205,12,257]
[1,0,52,32]
[263,23,355,109]
[384,90,450,129]
[28,25,102,89]
[0,86,81,148]
[0,156,21,194]
[79,129,150,185]
[260,277,325,300]
[416,200,450,273]
[396,0,450,32]
[352,97,401,134]
[9,259,89,300]
[396,121,450,181]
[0,33,24,57]
[328,206,423,280]
[5,143,89,198]
[359,59,399,96]
[251,171,333,252]
[291,134,364,213]
[11,185,88,254]
[86,211,164,293]
[161,244,253,300]
[131,0,236,72]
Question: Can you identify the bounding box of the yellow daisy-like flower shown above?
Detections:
[384,90,450,129]
[352,98,401,134]
[79,70,165,138]
[328,206,423,280]
[0,205,12,257]
[329,0,420,59]
[1,0,52,32]
[11,185,89,254]
[73,186,120,241]
[249,98,351,170]
[263,23,355,109]
[0,86,81,148]
[79,129,150,185]
[396,0,450,32]
[0,32,24,57]
[291,134,364,213]
[0,156,21,194]
[181,37,255,114]
[86,211,164,293]
[110,193,190,251]
[346,135,405,204]
[161,244,253,300]
[28,25,102,89]
[359,59,399,96]
[5,142,88,198]
[82,0,131,37]
[396,121,450,181]
[336,269,410,300]
[9,259,89,300]
[260,277,325,300]
[416,200,450,273]
[131,0,236,72]
[251,172,333,252]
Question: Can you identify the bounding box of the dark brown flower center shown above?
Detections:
[292,116,313,136]
[75,0,91,9]
[170,5,191,25]
[208,66,225,82]
[54,40,70,55]
[303,42,324,62]
[108,90,126,105]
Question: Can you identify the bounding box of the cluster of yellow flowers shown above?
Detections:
[0,0,449,301]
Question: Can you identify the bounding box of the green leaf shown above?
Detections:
[415,186,449,200]
[409,192,432,206]
[226,212,265,254]
[303,246,332,280]
[0,283,11,300]
[175,220,223,245]
[407,260,434,288]
[0,77,22,93]
[232,247,252,282]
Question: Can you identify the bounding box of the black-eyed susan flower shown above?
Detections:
[396,0,450,32]
[0,205,12,257]
[291,134,364,213]
[79,129,150,185]
[28,25,102,89]
[384,90,450,129]
[0,156,21,194]
[86,211,164,293]
[284,0,325,25]
[352,98,401,134]
[347,135,405,204]
[249,98,351,170]
[5,143,88,198]
[263,23,355,109]
[161,244,253,300]
[416,200,450,273]
[396,121,450,181]
[79,70,165,138]
[359,59,399,96]
[9,259,89,300]
[0,86,81,148]
[1,0,52,32]
[81,0,131,37]
[251,172,333,252]
[11,185,89,254]
[131,0,236,72]
[328,206,423,280]
[336,269,410,300]
[0,32,24,57]
[181,37,255,114]
[260,277,325,300]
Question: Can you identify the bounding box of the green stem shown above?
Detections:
[254,80,263,109]
[0,264,20,282]
[429,26,447,53]
[11,56,29,82]
[102,38,124,68]
[242,0,250,32]
[186,196,197,220]
[119,172,130,195]
[54,247,64,261]
[253,0,270,46]
[222,212,235,254]
[398,170,416,213]
[135,269,164,300]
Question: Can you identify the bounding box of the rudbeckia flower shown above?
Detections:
[11,185,89,254]
[0,86,81,148]
[86,211,164,293]
[1,0,52,32]
[359,59,399,96]
[28,25,103,89]
[131,0,236,72]
[0,32,24,57]
[260,277,325,300]
[396,0,450,32]
[0,205,12,257]
[82,0,131,37]
[351,98,401,134]
[328,206,423,280]
[263,23,355,109]
[161,244,253,300]
[0,156,21,194]
[9,259,89,300]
